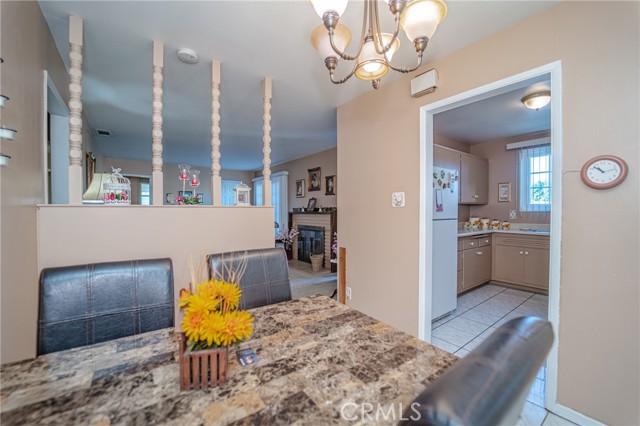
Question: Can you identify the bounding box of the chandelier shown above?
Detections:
[310,0,447,89]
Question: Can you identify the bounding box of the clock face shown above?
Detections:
[581,156,628,189]
[586,160,621,184]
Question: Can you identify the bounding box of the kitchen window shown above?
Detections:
[519,144,551,212]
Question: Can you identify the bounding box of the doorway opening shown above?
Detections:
[418,62,563,415]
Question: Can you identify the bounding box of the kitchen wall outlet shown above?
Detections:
[509,210,517,219]
[392,192,405,207]
[346,287,352,300]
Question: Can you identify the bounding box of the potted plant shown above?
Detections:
[176,194,200,205]
[276,226,300,260]
[177,278,253,390]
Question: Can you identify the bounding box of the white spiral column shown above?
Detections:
[151,41,164,205]
[67,16,84,204]
[211,61,222,206]
[262,77,272,207]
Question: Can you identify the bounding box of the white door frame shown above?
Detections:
[418,61,595,425]
[42,70,70,204]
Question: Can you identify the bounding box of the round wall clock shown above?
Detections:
[580,155,628,189]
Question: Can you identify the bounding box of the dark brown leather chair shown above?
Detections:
[400,316,553,426]
[38,258,174,355]
[207,248,291,309]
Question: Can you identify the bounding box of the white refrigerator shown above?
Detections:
[432,167,459,320]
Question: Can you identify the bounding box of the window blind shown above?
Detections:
[519,144,551,212]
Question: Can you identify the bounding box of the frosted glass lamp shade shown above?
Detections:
[355,34,399,80]
[522,91,551,110]
[401,0,447,42]
[310,0,348,18]
[310,24,352,59]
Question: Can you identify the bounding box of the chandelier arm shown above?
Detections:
[371,0,402,55]
[386,52,424,73]
[328,0,369,61]
[329,66,359,85]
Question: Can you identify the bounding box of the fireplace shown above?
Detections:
[297,225,325,263]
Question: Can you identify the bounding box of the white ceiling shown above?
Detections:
[434,75,551,144]
[39,1,559,171]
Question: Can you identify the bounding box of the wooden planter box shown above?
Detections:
[177,333,229,391]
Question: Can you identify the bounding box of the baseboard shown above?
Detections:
[547,401,604,426]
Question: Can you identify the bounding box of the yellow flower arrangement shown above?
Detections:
[180,280,253,351]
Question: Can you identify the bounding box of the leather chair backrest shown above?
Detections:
[401,316,553,426]
[207,248,291,309]
[38,258,174,355]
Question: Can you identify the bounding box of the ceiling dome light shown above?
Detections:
[522,91,551,111]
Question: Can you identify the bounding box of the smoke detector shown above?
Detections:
[177,48,199,64]
[94,128,113,137]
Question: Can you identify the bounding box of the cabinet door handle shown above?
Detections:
[476,251,482,255]
[484,239,489,243]
[519,251,524,255]
[473,195,479,199]
[524,251,529,255]
[470,242,475,246]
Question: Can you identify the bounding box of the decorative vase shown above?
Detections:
[286,247,293,260]
[177,333,229,391]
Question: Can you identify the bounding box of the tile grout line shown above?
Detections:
[540,412,550,425]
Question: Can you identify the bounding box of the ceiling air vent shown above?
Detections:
[94,129,112,137]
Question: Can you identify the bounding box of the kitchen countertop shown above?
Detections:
[458,229,550,237]
[0,296,457,425]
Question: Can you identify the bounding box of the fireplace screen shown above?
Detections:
[297,225,325,263]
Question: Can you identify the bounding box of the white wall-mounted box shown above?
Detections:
[411,69,439,98]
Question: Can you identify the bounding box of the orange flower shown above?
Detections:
[182,310,206,342]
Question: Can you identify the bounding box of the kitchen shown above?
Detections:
[429,75,552,372]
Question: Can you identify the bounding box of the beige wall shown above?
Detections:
[337,2,639,424]
[266,148,337,212]
[104,157,253,205]
[469,131,551,224]
[0,1,101,363]
[37,205,274,335]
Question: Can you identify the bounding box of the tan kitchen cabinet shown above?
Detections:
[492,234,550,292]
[434,145,488,205]
[459,153,489,204]
[458,235,492,294]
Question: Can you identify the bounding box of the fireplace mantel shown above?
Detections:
[289,211,335,215]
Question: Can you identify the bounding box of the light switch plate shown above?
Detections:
[392,192,405,207]
[509,210,517,219]
[346,287,352,300]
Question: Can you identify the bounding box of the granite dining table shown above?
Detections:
[0,296,458,425]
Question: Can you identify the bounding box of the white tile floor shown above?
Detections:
[432,284,578,426]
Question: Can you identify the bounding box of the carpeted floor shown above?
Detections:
[288,260,337,299]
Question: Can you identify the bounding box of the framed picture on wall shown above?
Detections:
[179,190,193,197]
[307,197,317,211]
[308,167,321,192]
[296,179,305,198]
[498,182,511,202]
[197,193,204,204]
[325,175,336,195]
